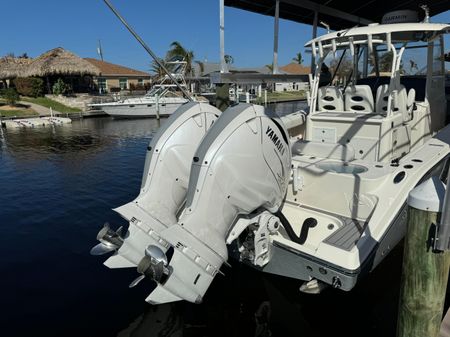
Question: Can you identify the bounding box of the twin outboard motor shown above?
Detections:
[92,102,221,269]
[92,103,291,304]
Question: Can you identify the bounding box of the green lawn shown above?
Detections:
[255,90,306,104]
[21,96,82,113]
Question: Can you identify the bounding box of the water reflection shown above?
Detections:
[0,117,162,155]
[0,115,163,337]
[117,247,404,337]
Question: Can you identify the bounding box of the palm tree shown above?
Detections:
[149,57,168,78]
[265,63,273,72]
[166,41,195,76]
[165,41,207,79]
[292,52,303,65]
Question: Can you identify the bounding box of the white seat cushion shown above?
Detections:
[376,84,409,122]
[375,84,390,113]
[318,86,344,112]
[344,85,374,113]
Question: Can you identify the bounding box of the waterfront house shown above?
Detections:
[276,63,310,92]
[0,48,151,94]
[84,58,151,93]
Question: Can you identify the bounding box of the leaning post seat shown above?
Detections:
[344,85,374,113]
[376,84,410,122]
[317,86,344,112]
[375,84,390,114]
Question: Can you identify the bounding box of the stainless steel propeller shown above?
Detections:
[90,223,124,256]
[129,245,170,288]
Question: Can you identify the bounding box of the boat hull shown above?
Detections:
[101,102,186,118]
[232,153,449,291]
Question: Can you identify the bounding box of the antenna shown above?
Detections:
[420,4,430,23]
[102,0,193,101]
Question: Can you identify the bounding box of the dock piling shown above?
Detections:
[215,83,230,112]
[156,94,160,120]
[397,176,450,337]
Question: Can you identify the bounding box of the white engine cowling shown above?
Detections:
[147,104,291,304]
[102,102,222,268]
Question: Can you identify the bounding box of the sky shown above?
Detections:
[1,0,449,73]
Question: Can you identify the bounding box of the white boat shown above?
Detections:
[91,86,189,118]
[92,14,450,304]
[90,61,192,118]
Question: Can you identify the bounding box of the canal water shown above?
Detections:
[0,101,429,337]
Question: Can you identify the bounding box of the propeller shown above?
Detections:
[90,223,124,256]
[129,245,170,288]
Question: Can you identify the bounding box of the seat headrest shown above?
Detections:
[407,88,415,107]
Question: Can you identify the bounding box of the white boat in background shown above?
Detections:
[92,12,450,304]
[93,86,190,118]
[90,61,194,118]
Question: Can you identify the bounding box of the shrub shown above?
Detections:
[13,77,44,97]
[1,88,20,105]
[110,87,121,93]
[52,78,70,95]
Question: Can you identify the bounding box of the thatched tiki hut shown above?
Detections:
[0,47,100,93]
[22,47,100,93]
[0,56,32,88]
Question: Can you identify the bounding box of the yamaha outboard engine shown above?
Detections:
[91,102,221,269]
[145,104,291,304]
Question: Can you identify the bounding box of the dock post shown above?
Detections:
[272,0,280,74]
[397,176,450,337]
[219,0,227,74]
[215,83,230,112]
[264,89,267,107]
[155,94,160,120]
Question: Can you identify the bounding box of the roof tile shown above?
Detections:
[84,58,150,77]
[279,63,311,75]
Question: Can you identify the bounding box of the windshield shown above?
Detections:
[369,42,428,76]
[144,87,165,97]
[321,40,430,86]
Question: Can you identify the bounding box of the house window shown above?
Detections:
[98,77,107,93]
[137,78,144,86]
[119,78,128,90]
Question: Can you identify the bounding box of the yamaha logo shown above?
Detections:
[266,125,286,156]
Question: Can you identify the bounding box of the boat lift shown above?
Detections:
[214,0,448,86]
